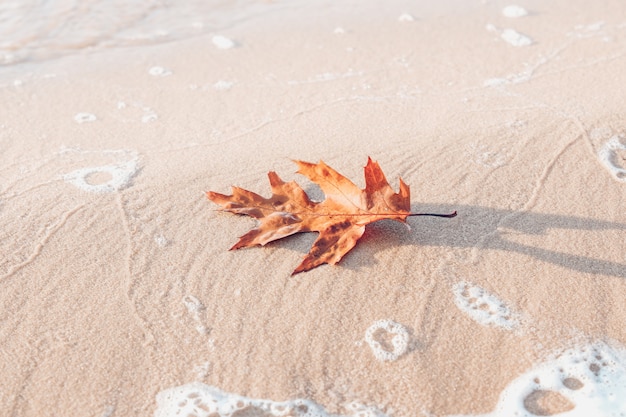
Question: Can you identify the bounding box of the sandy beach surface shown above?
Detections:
[1,0,626,416]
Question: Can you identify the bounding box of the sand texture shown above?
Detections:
[1,0,626,416]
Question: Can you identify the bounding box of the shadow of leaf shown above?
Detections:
[402,203,626,279]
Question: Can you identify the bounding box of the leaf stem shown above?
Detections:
[407,210,457,218]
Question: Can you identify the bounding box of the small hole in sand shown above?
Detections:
[563,377,584,390]
[589,363,601,375]
[85,170,113,186]
[523,389,575,416]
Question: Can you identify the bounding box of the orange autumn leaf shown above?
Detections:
[207,157,456,275]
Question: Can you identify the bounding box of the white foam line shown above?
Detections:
[155,383,389,417]
[287,70,364,85]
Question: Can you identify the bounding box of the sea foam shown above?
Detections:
[486,24,533,47]
[500,29,533,46]
[212,35,236,49]
[154,383,389,417]
[74,112,97,123]
[502,5,528,18]
[452,282,519,330]
[598,135,626,182]
[365,319,409,362]
[62,150,139,193]
[149,66,172,77]
[449,341,626,417]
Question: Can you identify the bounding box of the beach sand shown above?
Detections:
[1,0,626,416]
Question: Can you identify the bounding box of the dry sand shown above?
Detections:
[1,0,626,416]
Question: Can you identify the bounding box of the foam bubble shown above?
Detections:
[398,13,415,22]
[586,21,605,31]
[598,135,626,182]
[212,35,236,49]
[502,5,528,18]
[213,80,234,91]
[148,66,172,77]
[183,295,207,335]
[63,153,138,193]
[500,28,533,46]
[452,282,519,330]
[155,383,389,417]
[74,112,97,123]
[141,113,158,123]
[448,341,626,416]
[154,234,168,247]
[365,319,409,362]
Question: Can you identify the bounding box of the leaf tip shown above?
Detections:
[206,190,227,205]
[267,171,283,187]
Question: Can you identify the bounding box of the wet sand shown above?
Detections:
[1,1,626,416]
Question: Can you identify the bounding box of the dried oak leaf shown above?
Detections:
[207,157,456,275]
